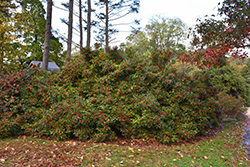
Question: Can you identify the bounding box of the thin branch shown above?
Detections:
[109,12,130,21]
[54,4,87,23]
[118,30,133,32]
[94,11,106,24]
[109,6,130,17]
[52,29,79,47]
[110,40,121,44]
[73,31,80,37]
[109,37,117,43]
[235,43,250,48]
[112,22,134,26]
[53,5,68,12]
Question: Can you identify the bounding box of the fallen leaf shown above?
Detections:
[149,159,154,163]
[203,156,208,159]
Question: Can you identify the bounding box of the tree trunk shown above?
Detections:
[0,32,4,74]
[42,0,53,71]
[35,29,38,44]
[0,20,4,73]
[86,0,91,47]
[66,0,74,63]
[105,0,109,48]
[79,0,83,54]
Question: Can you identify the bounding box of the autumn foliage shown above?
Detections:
[180,0,250,69]
[217,92,247,119]
[0,47,221,143]
[2,0,249,144]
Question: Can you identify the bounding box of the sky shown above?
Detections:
[47,0,224,50]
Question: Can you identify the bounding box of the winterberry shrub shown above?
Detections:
[0,47,221,143]
[0,72,25,113]
[0,68,38,137]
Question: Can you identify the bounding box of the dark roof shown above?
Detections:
[28,61,60,71]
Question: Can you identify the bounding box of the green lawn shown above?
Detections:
[0,121,249,167]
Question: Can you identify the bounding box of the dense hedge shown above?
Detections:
[217,92,246,119]
[0,47,221,143]
[208,65,250,106]
[241,59,250,85]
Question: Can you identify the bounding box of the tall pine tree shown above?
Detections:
[95,0,140,47]
[65,0,74,64]
[42,0,53,70]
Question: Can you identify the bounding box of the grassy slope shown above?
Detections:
[0,121,249,167]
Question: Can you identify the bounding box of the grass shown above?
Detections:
[0,121,249,167]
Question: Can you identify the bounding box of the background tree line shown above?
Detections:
[0,0,140,72]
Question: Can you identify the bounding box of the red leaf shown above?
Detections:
[226,27,233,32]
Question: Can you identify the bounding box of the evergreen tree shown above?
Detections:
[86,0,91,47]
[94,0,140,47]
[66,0,74,63]
[79,0,83,53]
[19,0,64,67]
[42,0,53,70]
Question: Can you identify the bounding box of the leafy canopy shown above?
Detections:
[180,0,250,69]
[0,0,64,75]
[124,15,187,61]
